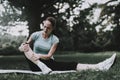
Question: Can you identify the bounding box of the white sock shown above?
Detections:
[37,61,52,74]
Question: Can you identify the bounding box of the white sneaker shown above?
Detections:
[37,61,52,74]
[97,53,116,71]
[41,66,52,74]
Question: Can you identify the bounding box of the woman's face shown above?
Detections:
[43,20,53,35]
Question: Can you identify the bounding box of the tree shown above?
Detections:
[1,0,120,52]
[1,0,58,35]
[97,0,120,50]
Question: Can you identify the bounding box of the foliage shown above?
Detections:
[0,33,26,55]
[97,0,120,50]
[0,1,25,26]
[0,0,120,52]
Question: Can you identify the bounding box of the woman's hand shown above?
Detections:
[32,53,50,60]
[31,53,41,61]
[22,43,29,52]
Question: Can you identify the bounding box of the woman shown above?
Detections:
[24,17,116,72]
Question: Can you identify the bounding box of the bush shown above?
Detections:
[0,33,26,55]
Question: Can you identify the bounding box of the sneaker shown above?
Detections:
[97,53,116,71]
[42,66,52,74]
[37,61,52,74]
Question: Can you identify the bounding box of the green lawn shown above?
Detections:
[0,51,119,80]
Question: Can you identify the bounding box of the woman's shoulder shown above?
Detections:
[31,31,42,40]
[51,34,59,43]
[32,31,42,34]
[52,34,59,40]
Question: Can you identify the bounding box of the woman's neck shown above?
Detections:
[42,32,50,39]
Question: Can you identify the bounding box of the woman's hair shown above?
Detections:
[46,17,56,29]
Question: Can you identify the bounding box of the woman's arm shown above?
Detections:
[41,43,58,59]
[33,43,58,60]
[22,36,33,51]
[26,36,33,44]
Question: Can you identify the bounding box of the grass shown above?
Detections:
[0,51,120,80]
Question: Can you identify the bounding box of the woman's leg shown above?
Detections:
[26,58,41,71]
[26,58,52,74]
[26,57,52,74]
[76,53,116,71]
[76,63,98,71]
[40,59,78,71]
[38,53,116,71]
[19,43,52,74]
